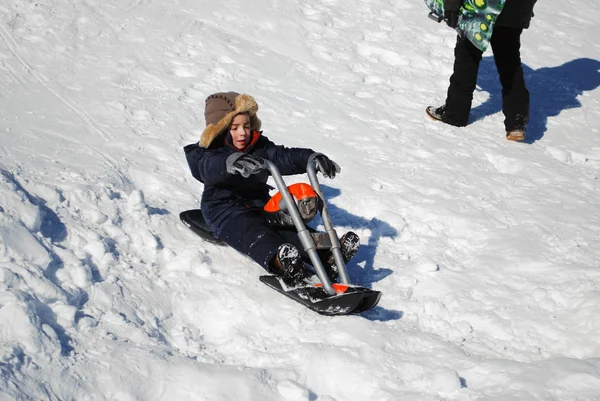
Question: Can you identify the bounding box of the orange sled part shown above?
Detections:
[314,283,349,294]
[264,183,317,212]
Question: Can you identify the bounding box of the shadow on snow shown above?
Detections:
[318,185,397,286]
[470,57,600,143]
[315,185,404,320]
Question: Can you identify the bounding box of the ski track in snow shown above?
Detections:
[1,0,600,400]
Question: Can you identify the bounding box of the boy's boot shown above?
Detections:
[272,243,307,285]
[323,231,360,282]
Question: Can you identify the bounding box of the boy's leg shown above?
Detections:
[319,231,360,281]
[443,36,484,127]
[275,226,313,262]
[278,228,360,282]
[219,212,290,270]
[219,212,308,282]
[490,26,529,133]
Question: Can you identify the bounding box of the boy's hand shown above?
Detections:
[314,154,340,179]
[226,153,266,178]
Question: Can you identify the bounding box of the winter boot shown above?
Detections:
[271,243,307,285]
[426,105,468,127]
[506,130,525,142]
[425,105,446,122]
[322,231,360,282]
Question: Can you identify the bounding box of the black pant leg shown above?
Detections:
[444,36,484,126]
[490,26,529,132]
[219,211,293,271]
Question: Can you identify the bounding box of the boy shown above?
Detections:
[184,92,359,284]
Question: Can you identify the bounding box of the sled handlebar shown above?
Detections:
[306,154,351,285]
[264,157,351,296]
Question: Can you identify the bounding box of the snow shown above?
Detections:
[1,0,600,399]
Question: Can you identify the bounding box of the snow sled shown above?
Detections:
[179,209,225,246]
[180,154,381,316]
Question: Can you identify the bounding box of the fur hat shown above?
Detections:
[200,92,262,148]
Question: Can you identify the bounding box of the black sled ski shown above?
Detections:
[351,288,382,313]
[259,275,366,316]
[181,154,382,314]
[179,209,225,245]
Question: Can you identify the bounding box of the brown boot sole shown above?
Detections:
[506,132,526,142]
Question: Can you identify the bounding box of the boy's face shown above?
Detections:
[230,113,251,150]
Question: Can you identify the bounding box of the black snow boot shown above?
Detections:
[322,231,360,282]
[425,105,446,122]
[426,105,468,127]
[271,243,307,285]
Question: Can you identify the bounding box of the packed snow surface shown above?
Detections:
[1,0,600,400]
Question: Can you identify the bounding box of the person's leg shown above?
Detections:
[278,228,360,282]
[219,212,310,285]
[490,26,529,133]
[270,226,312,261]
[219,212,293,271]
[318,231,361,282]
[443,36,484,126]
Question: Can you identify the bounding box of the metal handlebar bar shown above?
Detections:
[264,156,351,296]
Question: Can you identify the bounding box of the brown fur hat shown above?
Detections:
[200,92,262,148]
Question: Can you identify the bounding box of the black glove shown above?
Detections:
[226,153,266,178]
[314,154,340,179]
[443,0,461,28]
[445,10,459,28]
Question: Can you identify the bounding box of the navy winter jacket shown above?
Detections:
[184,132,314,238]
